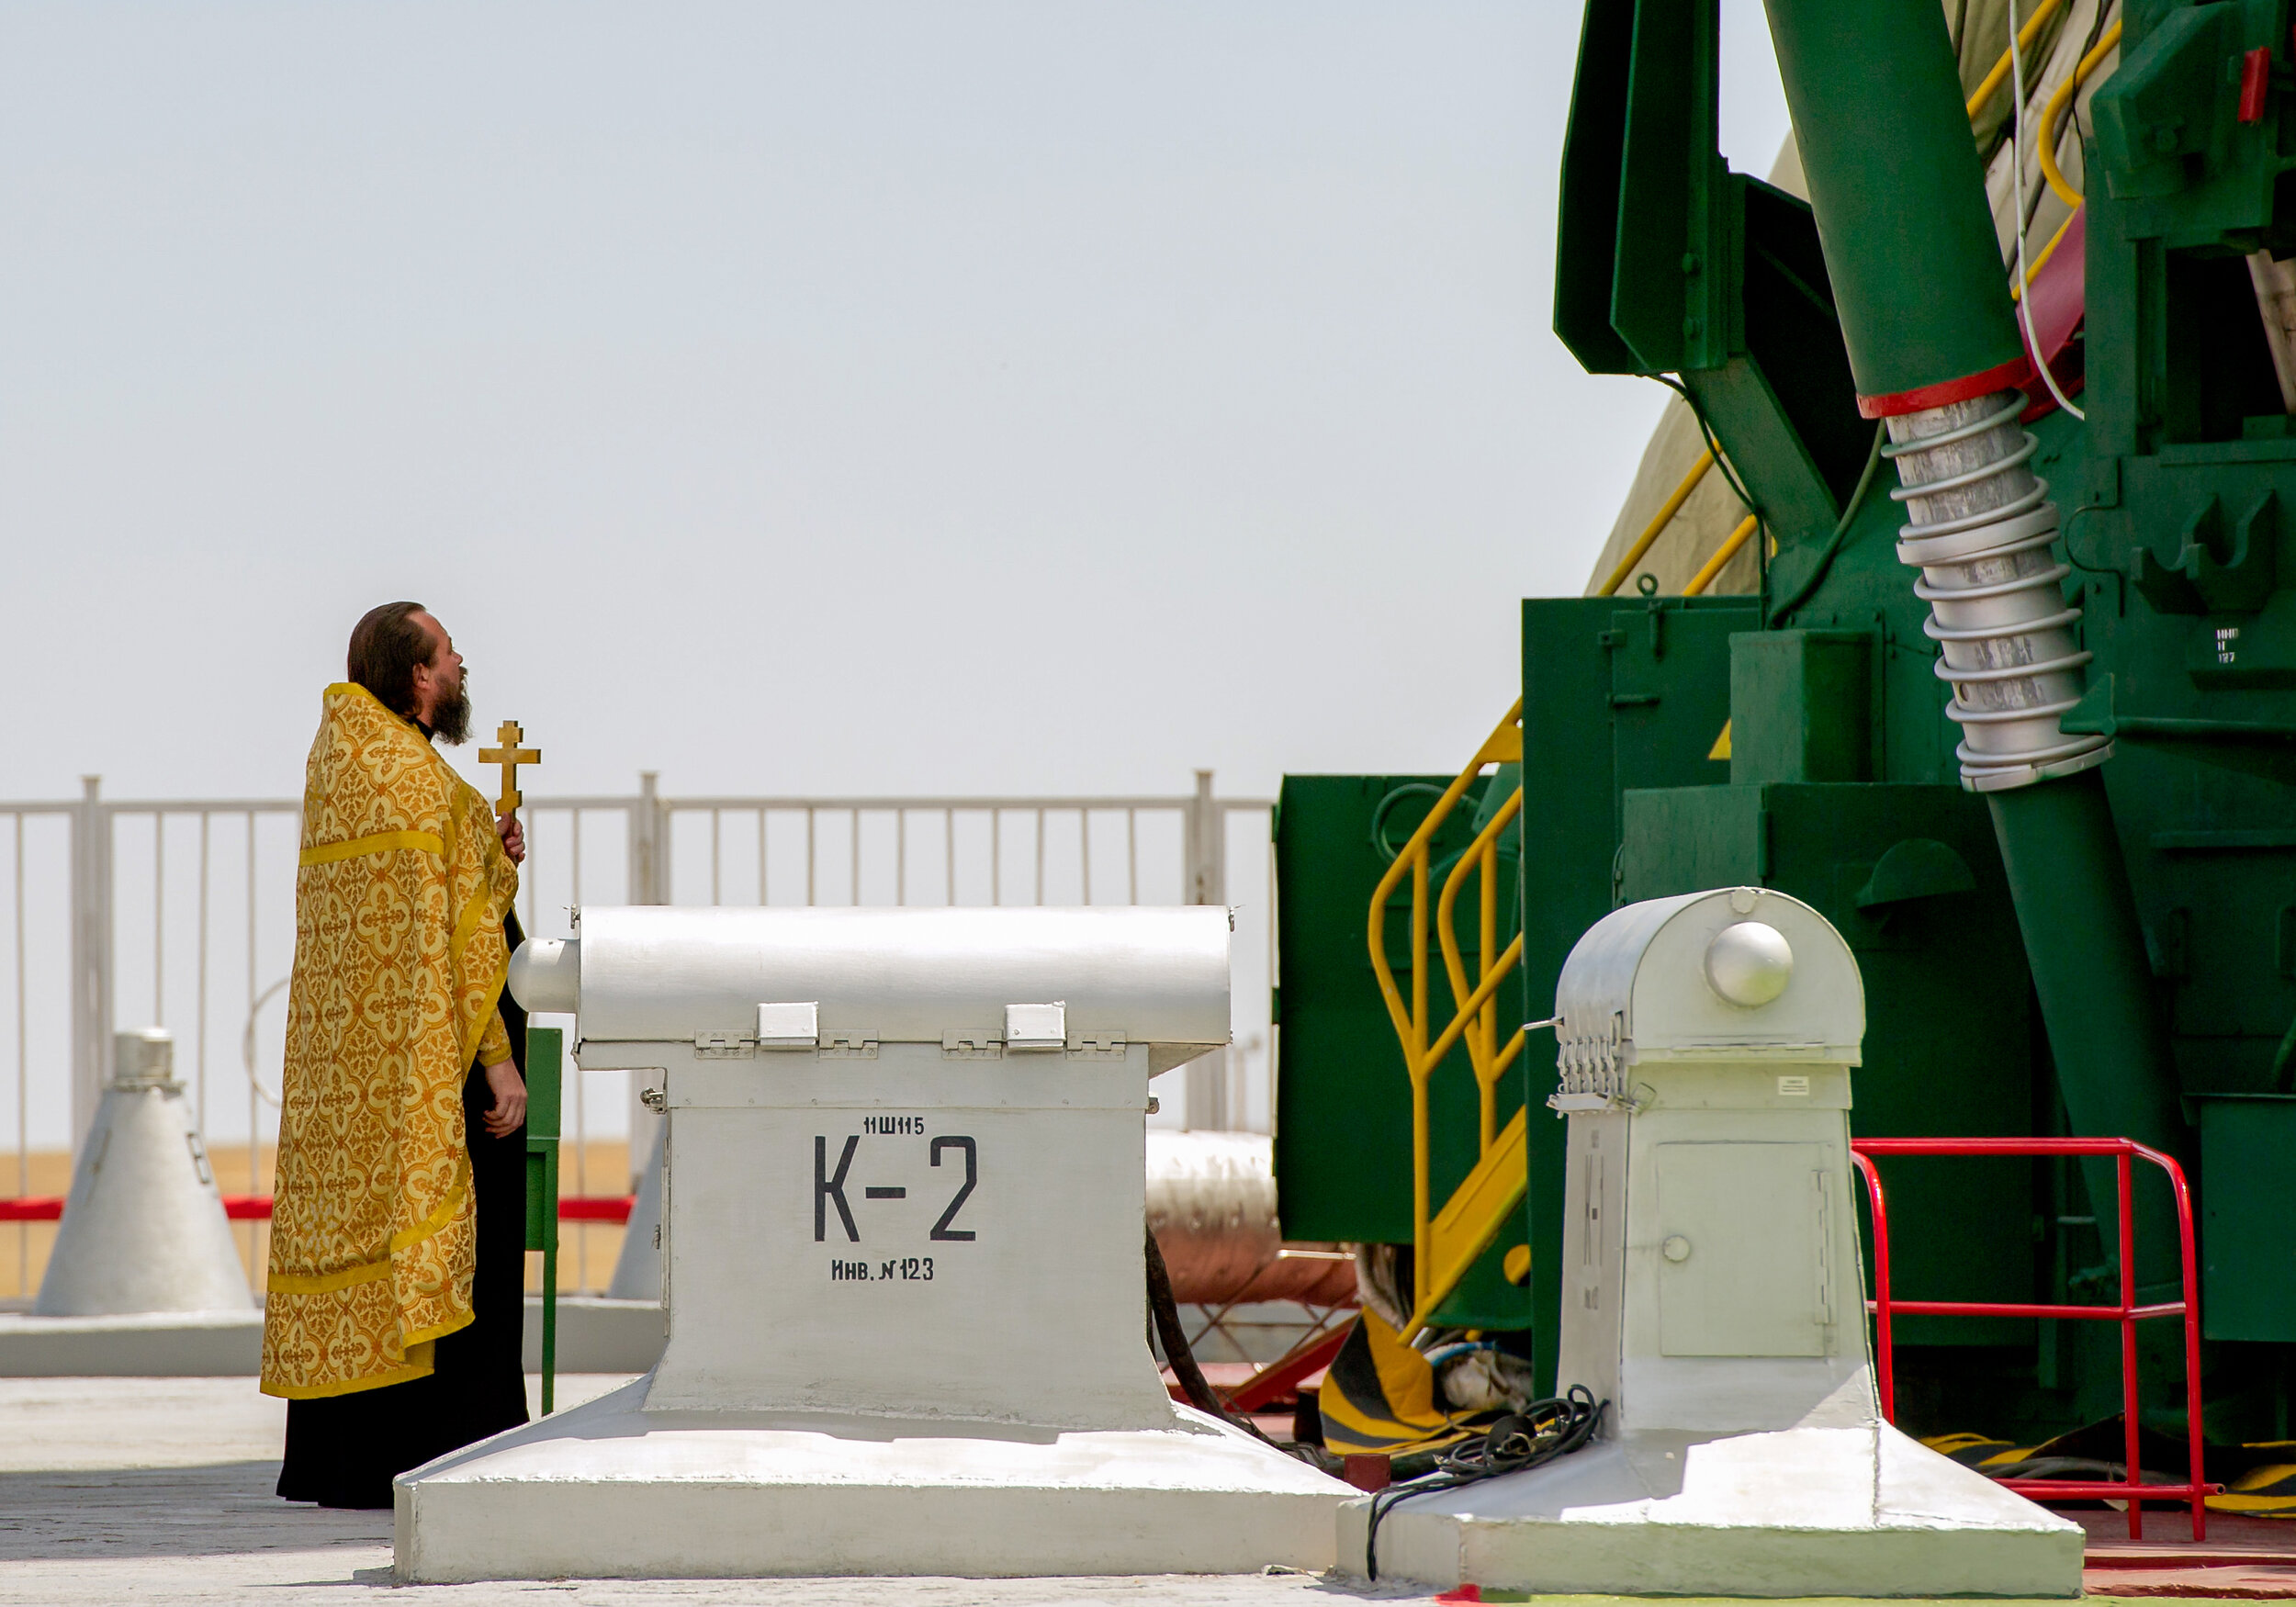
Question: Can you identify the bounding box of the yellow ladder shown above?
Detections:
[1366,700,1531,1340]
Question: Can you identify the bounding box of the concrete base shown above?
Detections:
[1339,1424,2085,1598]
[519,1297,664,1374]
[0,1309,262,1376]
[396,1376,1349,1582]
[0,1298,663,1377]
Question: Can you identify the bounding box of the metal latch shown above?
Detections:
[757,1002,819,1051]
[1005,1002,1066,1051]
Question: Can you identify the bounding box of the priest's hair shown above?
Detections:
[347,601,439,723]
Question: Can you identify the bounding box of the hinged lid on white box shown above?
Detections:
[510,905,1229,1074]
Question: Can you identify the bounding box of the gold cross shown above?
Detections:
[478,719,541,815]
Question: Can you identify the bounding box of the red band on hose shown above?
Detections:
[1856,355,2034,419]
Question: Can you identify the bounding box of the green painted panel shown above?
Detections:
[2197,1096,2296,1341]
[1730,629,1875,784]
[1519,595,1750,1390]
[1271,775,1524,1248]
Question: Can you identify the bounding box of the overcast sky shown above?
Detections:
[2,0,1791,804]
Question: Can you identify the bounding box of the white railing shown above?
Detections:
[0,770,1272,1296]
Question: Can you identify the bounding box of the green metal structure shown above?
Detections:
[524,1024,562,1416]
[1276,0,2296,1444]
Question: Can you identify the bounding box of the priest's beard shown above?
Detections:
[430,675,472,745]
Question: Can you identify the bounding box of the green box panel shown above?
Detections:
[1272,774,1524,1250]
[2198,1095,2296,1342]
[1518,595,1751,1388]
[523,1027,563,1251]
[524,1025,563,1142]
[1729,629,1875,784]
[523,1143,558,1253]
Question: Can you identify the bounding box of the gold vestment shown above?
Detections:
[260,682,516,1399]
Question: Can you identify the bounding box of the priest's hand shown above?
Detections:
[481,1059,527,1137]
[497,813,525,865]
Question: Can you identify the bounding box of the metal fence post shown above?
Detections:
[69,776,111,1151]
[627,771,667,906]
[1184,770,1225,909]
[1184,770,1231,1129]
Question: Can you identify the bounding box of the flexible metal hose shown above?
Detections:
[1885,389,2111,791]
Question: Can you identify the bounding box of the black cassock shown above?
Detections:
[276,911,533,1509]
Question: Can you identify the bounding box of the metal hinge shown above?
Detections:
[942,1031,1003,1060]
[820,1032,878,1060]
[1814,1171,1832,1322]
[1067,1031,1128,1060]
[693,1031,755,1059]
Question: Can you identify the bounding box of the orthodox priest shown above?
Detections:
[262,601,534,1509]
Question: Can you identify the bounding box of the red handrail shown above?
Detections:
[1849,1136,2214,1542]
[0,1194,637,1225]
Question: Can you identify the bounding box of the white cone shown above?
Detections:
[33,1029,253,1316]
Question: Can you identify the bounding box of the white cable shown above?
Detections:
[2009,0,2087,420]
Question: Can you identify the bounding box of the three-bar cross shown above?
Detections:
[478,720,542,815]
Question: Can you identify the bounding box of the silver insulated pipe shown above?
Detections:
[1885,391,2111,791]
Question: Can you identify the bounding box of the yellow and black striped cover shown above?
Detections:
[1317,1309,1480,1458]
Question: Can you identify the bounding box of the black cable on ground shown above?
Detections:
[1363,1385,1606,1581]
[1144,1223,1279,1447]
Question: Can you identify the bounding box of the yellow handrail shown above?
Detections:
[1436,784,1525,1150]
[1367,700,1522,1051]
[1367,700,1525,1317]
[1597,450,1714,597]
[1419,937,1525,1093]
[1683,512,1760,597]
[2038,20,2122,208]
[1964,0,2065,121]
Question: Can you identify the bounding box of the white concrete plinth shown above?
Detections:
[0,1309,264,1376]
[0,1298,665,1377]
[396,1377,1343,1582]
[1341,1422,2082,1597]
[1333,891,2083,1601]
[518,1296,665,1375]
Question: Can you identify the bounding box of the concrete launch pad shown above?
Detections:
[1341,1422,2083,1597]
[397,1376,1344,1582]
[0,1373,2280,1601]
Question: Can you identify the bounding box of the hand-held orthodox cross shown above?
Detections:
[478,720,542,816]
